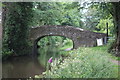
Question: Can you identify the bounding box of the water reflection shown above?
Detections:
[2,56,45,78]
[2,46,61,78]
[37,46,61,67]
[2,36,73,78]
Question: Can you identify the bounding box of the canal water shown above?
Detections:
[2,47,62,78]
[2,56,45,78]
[2,36,73,78]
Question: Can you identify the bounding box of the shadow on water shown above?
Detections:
[2,55,45,78]
[2,46,62,78]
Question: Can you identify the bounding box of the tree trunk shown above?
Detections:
[111,2,120,56]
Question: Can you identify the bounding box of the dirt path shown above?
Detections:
[110,59,120,65]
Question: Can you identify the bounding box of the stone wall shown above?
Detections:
[29,25,107,54]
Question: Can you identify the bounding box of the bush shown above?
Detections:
[2,48,13,60]
[43,48,118,78]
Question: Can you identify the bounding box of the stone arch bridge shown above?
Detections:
[29,25,107,54]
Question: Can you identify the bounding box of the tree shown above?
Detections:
[33,2,64,26]
[87,2,120,56]
[110,2,120,56]
[80,2,113,32]
[79,2,120,56]
[33,2,83,27]
[2,2,33,57]
[61,2,83,27]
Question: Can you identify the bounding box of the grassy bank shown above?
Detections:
[40,45,119,78]
[91,45,120,61]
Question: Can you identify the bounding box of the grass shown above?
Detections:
[91,45,120,61]
[60,43,120,61]
[118,57,120,61]
[60,44,119,60]
[35,44,119,78]
[79,45,120,78]
[91,45,108,51]
[59,44,73,50]
[41,45,119,78]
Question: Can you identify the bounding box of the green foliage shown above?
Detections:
[118,57,120,61]
[37,36,73,67]
[2,2,117,58]
[2,49,13,60]
[33,2,83,27]
[95,18,114,36]
[81,6,100,30]
[60,38,73,50]
[90,2,113,19]
[61,2,82,27]
[38,36,73,50]
[43,47,118,78]
[33,2,63,26]
[38,36,63,49]
[81,2,114,35]
[2,2,33,56]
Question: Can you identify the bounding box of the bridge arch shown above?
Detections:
[33,35,74,54]
[29,25,107,54]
